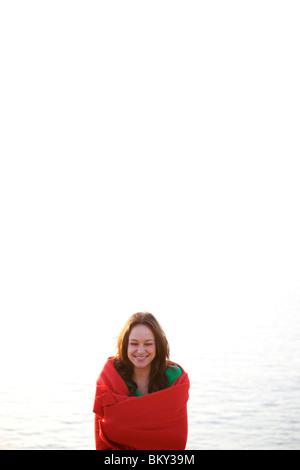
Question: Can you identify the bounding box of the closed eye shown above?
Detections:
[130,341,154,346]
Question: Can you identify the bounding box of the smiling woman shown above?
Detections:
[93,312,190,450]
[127,324,157,394]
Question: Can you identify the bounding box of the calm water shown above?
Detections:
[1,297,300,450]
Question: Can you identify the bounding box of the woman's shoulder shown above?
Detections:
[166,362,183,385]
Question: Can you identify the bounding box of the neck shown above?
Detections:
[133,364,151,382]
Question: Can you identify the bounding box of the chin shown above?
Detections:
[131,356,154,368]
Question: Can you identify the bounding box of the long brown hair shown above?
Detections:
[114,312,173,395]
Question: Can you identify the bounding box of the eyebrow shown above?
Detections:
[129,338,154,342]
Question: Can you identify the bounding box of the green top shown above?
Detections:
[126,365,182,397]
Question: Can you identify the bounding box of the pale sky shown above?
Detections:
[1,1,300,383]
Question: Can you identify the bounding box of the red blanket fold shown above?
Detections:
[93,357,190,450]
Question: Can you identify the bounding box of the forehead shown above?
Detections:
[129,324,155,341]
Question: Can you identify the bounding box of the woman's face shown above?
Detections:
[127,324,156,371]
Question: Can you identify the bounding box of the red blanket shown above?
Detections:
[93,357,190,450]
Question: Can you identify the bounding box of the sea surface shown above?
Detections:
[1,295,300,450]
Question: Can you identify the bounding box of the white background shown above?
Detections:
[1,1,300,386]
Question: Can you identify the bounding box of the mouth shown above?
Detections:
[134,355,149,361]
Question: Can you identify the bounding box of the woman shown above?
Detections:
[93,312,190,450]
